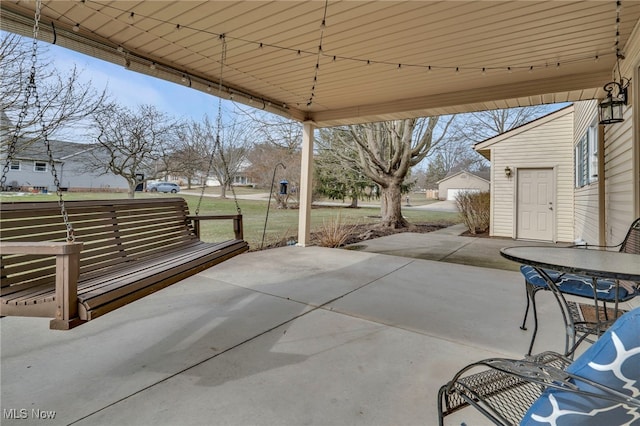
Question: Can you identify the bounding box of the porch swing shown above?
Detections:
[0,2,248,330]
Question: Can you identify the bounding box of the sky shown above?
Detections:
[36,36,238,137]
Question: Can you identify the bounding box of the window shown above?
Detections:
[34,162,47,172]
[9,160,20,171]
[575,122,598,188]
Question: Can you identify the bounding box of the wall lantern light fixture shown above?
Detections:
[504,166,512,178]
[599,2,630,125]
[598,78,629,125]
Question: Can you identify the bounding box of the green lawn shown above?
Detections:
[0,191,460,250]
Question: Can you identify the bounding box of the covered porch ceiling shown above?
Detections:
[2,1,639,127]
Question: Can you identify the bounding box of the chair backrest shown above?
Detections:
[521,307,640,425]
[620,218,640,254]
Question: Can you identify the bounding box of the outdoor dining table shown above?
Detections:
[500,246,640,355]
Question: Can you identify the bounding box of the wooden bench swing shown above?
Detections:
[1,5,248,329]
[0,198,248,329]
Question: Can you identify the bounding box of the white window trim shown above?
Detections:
[575,120,598,188]
[9,160,21,171]
[34,161,48,173]
[588,123,598,182]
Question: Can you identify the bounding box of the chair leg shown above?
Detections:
[437,385,447,426]
[520,281,532,331]
[525,283,542,356]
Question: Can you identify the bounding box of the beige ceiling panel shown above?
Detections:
[3,1,638,126]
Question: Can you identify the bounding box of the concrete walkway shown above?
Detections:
[346,223,566,271]
[0,228,615,426]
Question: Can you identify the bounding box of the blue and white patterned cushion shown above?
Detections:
[520,265,638,302]
[521,307,640,425]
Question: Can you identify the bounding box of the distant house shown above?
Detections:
[474,105,575,242]
[205,160,256,187]
[437,170,490,201]
[0,139,129,193]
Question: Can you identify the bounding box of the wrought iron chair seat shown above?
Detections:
[438,307,640,426]
[520,265,638,302]
[519,218,640,355]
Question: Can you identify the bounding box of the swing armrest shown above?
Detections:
[187,214,244,240]
[0,241,83,255]
[1,241,85,330]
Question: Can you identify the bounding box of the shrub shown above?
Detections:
[455,191,490,235]
[315,213,359,248]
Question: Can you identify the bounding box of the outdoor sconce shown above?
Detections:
[279,179,289,195]
[504,166,512,178]
[598,81,628,124]
[598,52,630,125]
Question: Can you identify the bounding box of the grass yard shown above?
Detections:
[0,190,460,250]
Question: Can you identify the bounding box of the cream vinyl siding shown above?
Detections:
[604,105,636,245]
[573,100,600,244]
[602,23,639,246]
[480,107,574,241]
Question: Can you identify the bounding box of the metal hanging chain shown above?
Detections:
[216,35,241,215]
[198,34,242,216]
[194,123,217,215]
[0,0,75,241]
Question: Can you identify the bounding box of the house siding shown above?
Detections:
[483,107,574,242]
[2,158,128,192]
[604,106,635,244]
[601,21,639,246]
[573,100,600,244]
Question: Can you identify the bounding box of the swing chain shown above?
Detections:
[0,4,39,190]
[215,35,241,215]
[195,33,241,216]
[0,128,19,190]
[0,0,75,241]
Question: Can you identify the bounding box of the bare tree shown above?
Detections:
[455,105,558,143]
[90,104,178,198]
[246,143,300,208]
[315,127,375,208]
[338,117,455,228]
[251,112,302,151]
[1,33,108,146]
[196,114,251,199]
[431,135,486,173]
[243,110,302,207]
[172,119,211,189]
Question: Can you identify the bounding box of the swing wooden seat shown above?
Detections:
[0,197,249,330]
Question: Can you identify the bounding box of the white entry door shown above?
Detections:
[517,168,554,241]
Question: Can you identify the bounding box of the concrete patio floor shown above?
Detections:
[1,232,626,426]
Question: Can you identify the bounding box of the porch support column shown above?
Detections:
[598,124,606,245]
[297,121,315,247]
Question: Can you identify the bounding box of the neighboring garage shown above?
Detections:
[437,171,490,201]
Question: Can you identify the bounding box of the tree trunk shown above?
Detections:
[379,180,408,228]
[349,196,358,208]
[219,183,227,199]
[127,181,136,199]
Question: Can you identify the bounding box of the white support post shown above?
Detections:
[297,121,315,246]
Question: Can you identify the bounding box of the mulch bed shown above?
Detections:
[258,222,455,251]
[340,223,451,246]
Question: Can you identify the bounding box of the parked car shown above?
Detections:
[149,182,180,193]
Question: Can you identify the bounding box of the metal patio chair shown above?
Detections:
[438,306,640,426]
[519,218,640,355]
